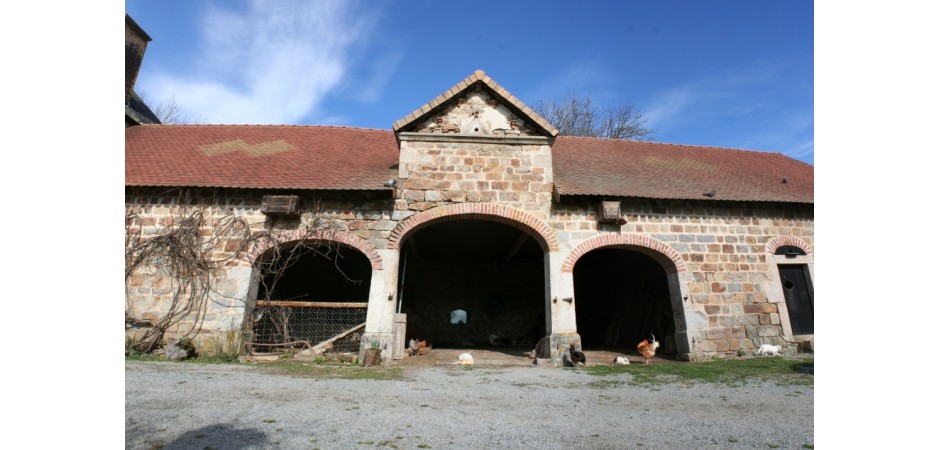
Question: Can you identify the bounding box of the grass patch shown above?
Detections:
[579,357,814,386]
[585,379,627,389]
[263,362,404,380]
[125,354,242,365]
[126,356,401,380]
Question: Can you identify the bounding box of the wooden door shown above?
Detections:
[778,265,814,335]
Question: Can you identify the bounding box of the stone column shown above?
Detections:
[360,248,400,364]
[669,271,706,361]
[544,250,581,361]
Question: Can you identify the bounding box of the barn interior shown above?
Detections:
[573,248,676,355]
[398,220,546,349]
[251,242,372,352]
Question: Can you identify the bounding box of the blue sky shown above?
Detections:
[126,0,813,164]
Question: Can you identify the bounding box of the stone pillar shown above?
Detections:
[544,250,581,361]
[360,248,400,365]
[669,272,706,361]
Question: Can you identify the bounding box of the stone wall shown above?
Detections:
[396,135,554,217]
[548,197,814,359]
[125,182,814,361]
[124,187,396,354]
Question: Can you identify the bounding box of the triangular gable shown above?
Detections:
[392,70,559,138]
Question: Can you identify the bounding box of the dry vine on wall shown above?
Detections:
[125,191,354,356]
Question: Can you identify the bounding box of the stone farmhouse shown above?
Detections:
[125,19,813,364]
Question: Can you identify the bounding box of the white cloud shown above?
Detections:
[643,60,813,163]
[527,60,609,101]
[353,51,404,103]
[138,0,381,124]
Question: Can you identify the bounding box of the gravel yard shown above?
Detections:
[125,360,813,449]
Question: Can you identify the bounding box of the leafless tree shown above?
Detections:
[532,94,654,140]
[145,95,203,124]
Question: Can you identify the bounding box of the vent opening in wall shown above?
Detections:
[597,201,626,225]
[261,195,302,217]
[775,245,806,258]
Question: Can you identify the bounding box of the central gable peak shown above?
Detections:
[392,70,558,138]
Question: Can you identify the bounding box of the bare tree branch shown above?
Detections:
[533,93,654,140]
[125,191,350,355]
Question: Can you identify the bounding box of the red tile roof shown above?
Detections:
[552,136,813,203]
[125,125,813,204]
[125,125,399,190]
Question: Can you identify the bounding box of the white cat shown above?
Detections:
[756,344,782,356]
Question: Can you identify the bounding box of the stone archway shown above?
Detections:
[389,204,558,351]
[388,203,558,253]
[564,234,689,358]
[245,232,383,355]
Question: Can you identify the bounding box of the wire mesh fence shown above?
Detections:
[250,302,367,353]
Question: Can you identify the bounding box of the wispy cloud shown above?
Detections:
[138,0,382,124]
[527,60,610,101]
[353,51,404,103]
[644,60,813,163]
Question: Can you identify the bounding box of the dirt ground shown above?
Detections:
[394,346,677,367]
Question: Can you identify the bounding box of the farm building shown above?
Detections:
[125,18,813,364]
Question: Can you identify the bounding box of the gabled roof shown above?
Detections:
[552,136,813,203]
[392,70,558,137]
[125,125,399,190]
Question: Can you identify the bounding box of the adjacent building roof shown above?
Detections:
[125,124,813,204]
[392,70,559,137]
[125,125,399,190]
[552,136,813,203]
[125,91,161,126]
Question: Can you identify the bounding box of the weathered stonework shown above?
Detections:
[125,72,813,364]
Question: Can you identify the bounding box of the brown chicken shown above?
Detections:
[417,339,432,355]
[637,334,660,365]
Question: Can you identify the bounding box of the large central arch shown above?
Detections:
[389,204,557,350]
[388,203,558,253]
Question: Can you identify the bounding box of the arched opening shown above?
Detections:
[249,240,372,354]
[397,220,545,350]
[573,248,676,356]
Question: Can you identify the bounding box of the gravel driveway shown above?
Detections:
[126,360,813,449]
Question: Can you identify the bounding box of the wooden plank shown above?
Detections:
[393,313,407,360]
[256,301,368,308]
[310,323,366,353]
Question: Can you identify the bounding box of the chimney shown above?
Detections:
[125,14,152,105]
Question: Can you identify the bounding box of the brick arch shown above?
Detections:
[388,203,558,252]
[766,236,813,258]
[245,229,383,270]
[561,234,687,274]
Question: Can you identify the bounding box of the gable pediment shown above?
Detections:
[392,70,558,138]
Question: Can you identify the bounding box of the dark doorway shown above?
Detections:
[398,220,545,349]
[255,242,371,302]
[251,242,372,353]
[778,264,814,335]
[573,248,675,353]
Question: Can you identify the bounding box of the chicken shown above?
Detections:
[417,339,432,355]
[569,345,587,366]
[637,334,660,365]
[561,345,586,367]
[453,352,474,365]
